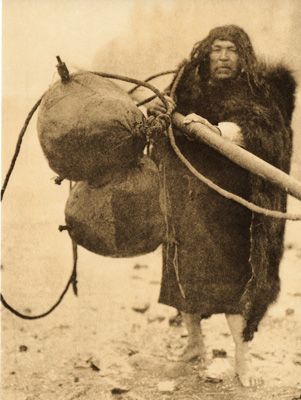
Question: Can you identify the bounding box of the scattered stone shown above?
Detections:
[157,380,177,392]
[74,357,100,372]
[251,353,265,361]
[203,358,232,380]
[111,387,130,395]
[203,377,223,383]
[285,308,295,316]
[90,363,100,372]
[88,360,100,372]
[19,345,28,352]
[74,377,79,382]
[132,303,150,313]
[128,349,139,357]
[169,312,182,327]
[133,263,148,269]
[24,308,32,314]
[212,349,227,358]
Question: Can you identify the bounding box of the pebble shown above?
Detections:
[157,380,177,392]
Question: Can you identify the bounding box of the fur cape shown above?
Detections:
[152,60,296,341]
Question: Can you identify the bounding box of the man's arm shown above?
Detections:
[183,113,245,147]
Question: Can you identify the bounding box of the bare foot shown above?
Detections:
[225,314,264,387]
[235,349,263,387]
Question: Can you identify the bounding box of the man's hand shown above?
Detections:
[147,95,176,116]
[183,113,221,136]
[183,114,245,146]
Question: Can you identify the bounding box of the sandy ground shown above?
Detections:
[1,98,301,399]
[1,205,301,400]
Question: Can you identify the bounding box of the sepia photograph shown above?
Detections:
[1,1,301,399]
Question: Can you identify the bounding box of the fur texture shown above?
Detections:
[153,39,296,341]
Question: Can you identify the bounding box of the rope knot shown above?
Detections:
[147,113,171,141]
[157,113,171,129]
[58,225,69,232]
[54,176,65,185]
[133,121,149,140]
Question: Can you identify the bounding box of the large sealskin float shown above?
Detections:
[37,72,147,182]
[65,156,165,257]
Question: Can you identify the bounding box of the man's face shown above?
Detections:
[209,39,240,82]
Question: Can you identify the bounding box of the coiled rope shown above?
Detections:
[149,65,301,220]
[155,64,301,299]
[128,69,176,95]
[0,68,175,320]
[166,127,301,220]
[1,63,300,320]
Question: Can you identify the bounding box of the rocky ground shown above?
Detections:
[1,197,301,400]
[1,97,301,400]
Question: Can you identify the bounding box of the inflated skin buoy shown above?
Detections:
[65,156,165,258]
[37,72,147,182]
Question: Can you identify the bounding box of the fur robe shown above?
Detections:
[152,62,296,341]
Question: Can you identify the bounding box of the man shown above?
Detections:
[147,25,296,387]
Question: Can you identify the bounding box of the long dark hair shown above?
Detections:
[188,25,261,91]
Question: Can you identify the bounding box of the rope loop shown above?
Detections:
[1,62,301,322]
[146,113,172,142]
[156,113,172,129]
